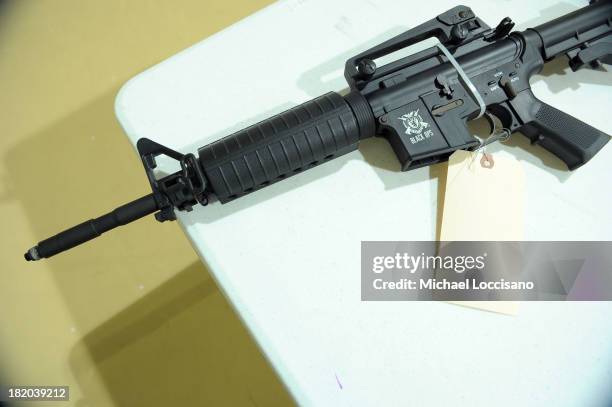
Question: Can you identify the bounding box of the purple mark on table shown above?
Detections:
[335,373,343,389]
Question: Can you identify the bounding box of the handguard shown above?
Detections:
[197,92,372,203]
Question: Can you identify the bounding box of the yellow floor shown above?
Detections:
[0,1,294,405]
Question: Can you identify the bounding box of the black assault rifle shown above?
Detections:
[25,1,612,260]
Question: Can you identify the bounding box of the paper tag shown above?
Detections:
[441,150,525,314]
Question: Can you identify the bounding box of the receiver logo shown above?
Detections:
[399,109,434,144]
[399,109,429,135]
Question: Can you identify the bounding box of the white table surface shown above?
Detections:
[115,0,612,405]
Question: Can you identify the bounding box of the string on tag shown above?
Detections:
[480,153,494,168]
[471,112,511,169]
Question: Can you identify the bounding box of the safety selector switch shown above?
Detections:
[499,76,518,99]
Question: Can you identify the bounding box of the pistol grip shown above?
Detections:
[517,94,610,170]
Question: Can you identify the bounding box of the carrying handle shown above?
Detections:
[344,5,490,89]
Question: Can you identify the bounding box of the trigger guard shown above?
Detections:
[487,104,516,130]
